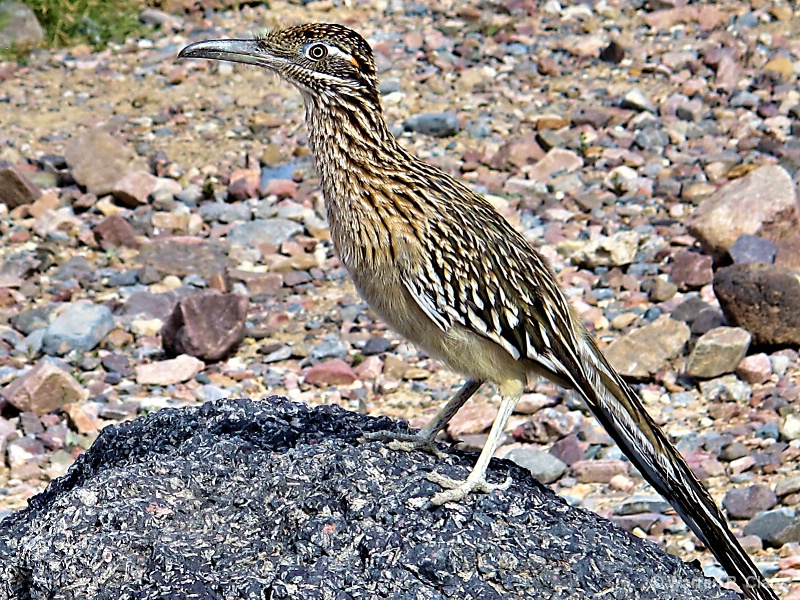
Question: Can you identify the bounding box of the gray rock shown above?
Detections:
[723,485,777,520]
[504,447,567,484]
[686,327,751,379]
[198,202,252,223]
[605,315,690,379]
[226,218,303,248]
[309,336,348,361]
[699,375,752,403]
[775,476,800,498]
[404,112,460,137]
[0,398,738,599]
[714,262,800,348]
[729,234,778,265]
[743,508,800,548]
[0,1,44,48]
[12,305,56,335]
[41,303,115,356]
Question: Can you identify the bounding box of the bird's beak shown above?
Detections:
[178,39,284,70]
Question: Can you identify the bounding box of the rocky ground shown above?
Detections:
[0,0,799,597]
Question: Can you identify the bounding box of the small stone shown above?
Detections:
[262,178,297,199]
[42,303,115,356]
[65,403,101,434]
[1,360,87,416]
[780,414,800,442]
[227,219,304,249]
[723,485,778,520]
[304,359,357,386]
[571,459,628,483]
[353,355,382,380]
[382,355,408,380]
[688,165,797,259]
[525,148,583,183]
[599,41,625,64]
[621,88,656,113]
[111,171,158,207]
[0,1,44,48]
[161,291,248,362]
[404,112,460,137]
[0,166,41,208]
[572,231,641,268]
[93,215,140,249]
[309,336,348,360]
[135,354,205,385]
[504,447,566,484]
[714,263,800,348]
[549,434,584,466]
[735,353,772,384]
[669,250,713,290]
[362,337,391,356]
[686,327,751,379]
[487,133,544,171]
[139,238,230,281]
[763,55,794,82]
[64,128,147,196]
[446,402,498,438]
[648,278,678,302]
[776,477,800,498]
[605,316,690,379]
[729,234,778,265]
[743,509,800,548]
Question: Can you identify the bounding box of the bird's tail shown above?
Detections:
[563,334,777,600]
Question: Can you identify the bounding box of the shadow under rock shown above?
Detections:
[0,396,741,600]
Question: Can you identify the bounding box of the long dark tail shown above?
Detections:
[561,334,778,600]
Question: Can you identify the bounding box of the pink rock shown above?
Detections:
[524,148,583,183]
[1,361,87,416]
[354,355,383,380]
[112,171,158,207]
[571,459,628,483]
[447,402,499,438]
[736,353,772,384]
[304,359,357,386]
[228,168,261,201]
[135,354,205,385]
[93,215,140,249]
[161,291,248,362]
[263,178,298,199]
[669,249,713,290]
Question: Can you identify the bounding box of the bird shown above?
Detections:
[178,23,778,600]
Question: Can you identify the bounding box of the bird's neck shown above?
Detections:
[302,93,404,189]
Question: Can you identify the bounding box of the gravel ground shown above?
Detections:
[0,0,799,597]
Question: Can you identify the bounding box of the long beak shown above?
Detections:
[178,39,283,69]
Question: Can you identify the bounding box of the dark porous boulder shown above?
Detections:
[0,397,740,600]
[714,262,800,348]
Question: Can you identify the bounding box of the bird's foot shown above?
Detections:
[363,429,447,458]
[427,470,512,505]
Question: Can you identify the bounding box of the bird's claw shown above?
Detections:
[362,429,447,458]
[427,471,512,505]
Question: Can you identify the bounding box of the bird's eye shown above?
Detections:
[306,43,328,60]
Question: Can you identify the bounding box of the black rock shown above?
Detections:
[0,398,740,600]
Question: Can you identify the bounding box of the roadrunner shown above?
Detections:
[179,24,777,599]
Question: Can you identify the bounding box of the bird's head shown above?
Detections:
[178,23,380,106]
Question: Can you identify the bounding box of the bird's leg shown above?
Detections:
[364,378,483,458]
[428,379,523,504]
